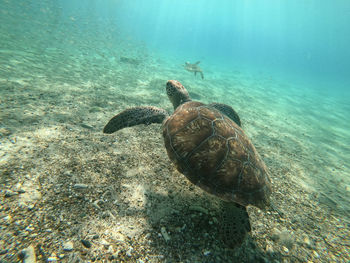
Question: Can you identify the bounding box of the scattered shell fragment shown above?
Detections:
[302,234,312,248]
[63,241,74,251]
[282,246,289,254]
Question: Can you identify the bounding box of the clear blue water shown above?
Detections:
[1,0,349,261]
[111,0,350,91]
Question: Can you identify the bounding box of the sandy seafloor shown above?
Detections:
[0,46,350,263]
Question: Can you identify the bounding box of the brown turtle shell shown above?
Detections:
[163,101,271,209]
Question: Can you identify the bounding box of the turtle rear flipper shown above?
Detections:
[199,71,204,79]
[194,71,204,79]
[103,106,168,134]
[220,202,251,248]
[210,103,241,127]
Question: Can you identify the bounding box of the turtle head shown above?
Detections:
[166,80,191,109]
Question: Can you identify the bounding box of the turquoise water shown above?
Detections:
[1,0,349,261]
[114,0,350,89]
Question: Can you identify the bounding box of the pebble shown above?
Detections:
[313,250,320,258]
[345,185,350,192]
[19,245,36,263]
[282,246,289,254]
[64,171,72,177]
[302,234,312,248]
[3,215,12,224]
[73,184,89,190]
[265,244,274,254]
[189,205,209,215]
[126,248,133,257]
[47,253,59,262]
[160,226,171,242]
[63,241,74,251]
[25,225,34,232]
[14,183,26,193]
[203,250,211,256]
[111,251,120,259]
[115,232,126,242]
[4,189,17,197]
[0,127,11,136]
[92,200,102,209]
[100,239,110,247]
[81,239,92,248]
[81,123,94,129]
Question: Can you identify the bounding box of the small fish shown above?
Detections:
[184,61,204,79]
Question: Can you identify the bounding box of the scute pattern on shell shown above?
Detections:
[163,101,271,208]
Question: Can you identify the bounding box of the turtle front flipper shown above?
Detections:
[103,106,168,134]
[220,202,251,248]
[209,103,241,127]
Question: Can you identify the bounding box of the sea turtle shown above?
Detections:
[103,80,272,247]
[184,61,204,79]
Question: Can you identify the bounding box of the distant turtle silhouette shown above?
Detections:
[103,80,272,247]
[184,61,204,79]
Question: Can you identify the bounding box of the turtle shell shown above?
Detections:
[163,101,271,209]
